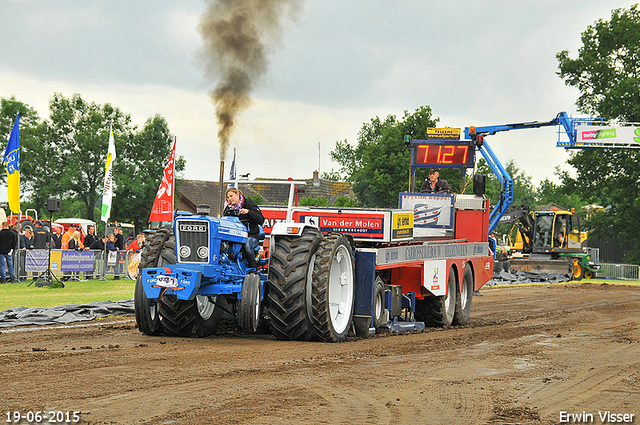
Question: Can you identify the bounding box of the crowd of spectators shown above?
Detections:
[0,220,147,283]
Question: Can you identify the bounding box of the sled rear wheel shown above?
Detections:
[453,264,473,326]
[415,265,456,327]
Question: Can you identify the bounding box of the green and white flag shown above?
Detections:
[100,130,116,222]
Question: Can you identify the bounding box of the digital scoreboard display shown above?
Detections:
[411,141,475,168]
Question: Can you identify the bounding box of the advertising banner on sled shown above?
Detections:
[398,192,454,238]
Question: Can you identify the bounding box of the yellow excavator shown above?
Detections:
[501,205,599,280]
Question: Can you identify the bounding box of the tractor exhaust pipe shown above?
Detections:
[218,161,225,217]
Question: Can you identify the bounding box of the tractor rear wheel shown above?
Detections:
[267,228,323,341]
[311,234,355,342]
[150,234,199,337]
[415,265,456,327]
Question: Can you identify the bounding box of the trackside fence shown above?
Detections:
[8,249,139,281]
[597,263,640,280]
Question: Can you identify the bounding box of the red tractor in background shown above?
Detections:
[2,208,64,235]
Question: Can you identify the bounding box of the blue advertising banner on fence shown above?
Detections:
[28,250,94,272]
[25,250,49,273]
[61,251,95,272]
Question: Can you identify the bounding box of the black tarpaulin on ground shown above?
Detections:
[0,299,135,329]
[486,270,572,286]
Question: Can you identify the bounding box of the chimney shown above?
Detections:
[313,170,320,187]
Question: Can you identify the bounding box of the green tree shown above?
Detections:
[245,193,265,205]
[1,94,185,232]
[112,114,186,231]
[330,106,464,208]
[320,170,342,181]
[557,5,640,121]
[534,173,585,213]
[557,5,640,264]
[476,158,536,208]
[476,158,536,236]
[46,93,135,222]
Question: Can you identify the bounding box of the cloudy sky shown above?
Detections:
[0,0,635,204]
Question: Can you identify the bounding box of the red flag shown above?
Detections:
[149,138,176,222]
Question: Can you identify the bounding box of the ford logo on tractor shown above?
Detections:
[179,223,207,232]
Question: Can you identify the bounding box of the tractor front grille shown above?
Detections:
[176,220,210,263]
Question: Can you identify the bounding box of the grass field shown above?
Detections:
[0,278,136,311]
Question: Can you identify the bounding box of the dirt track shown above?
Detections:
[1,282,639,425]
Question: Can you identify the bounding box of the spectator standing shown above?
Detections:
[51,227,63,249]
[90,236,106,251]
[61,224,77,250]
[83,225,97,280]
[68,231,84,251]
[19,229,35,281]
[113,226,125,250]
[113,227,124,279]
[126,233,146,278]
[20,228,34,250]
[0,222,17,282]
[126,233,146,253]
[106,233,119,279]
[61,224,78,281]
[89,236,107,278]
[68,231,84,280]
[33,221,50,249]
[83,225,96,251]
[10,224,20,280]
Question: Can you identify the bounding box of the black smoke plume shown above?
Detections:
[198,0,302,160]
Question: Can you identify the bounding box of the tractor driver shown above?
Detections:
[223,187,265,269]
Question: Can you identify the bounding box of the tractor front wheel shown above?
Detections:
[239,273,261,333]
[194,295,222,337]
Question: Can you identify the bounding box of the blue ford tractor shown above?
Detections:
[135,200,356,342]
[135,206,266,337]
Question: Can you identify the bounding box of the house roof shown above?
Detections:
[176,172,354,213]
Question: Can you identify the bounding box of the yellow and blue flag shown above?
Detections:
[4,113,20,213]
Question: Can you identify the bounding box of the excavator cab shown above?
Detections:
[532,211,581,254]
